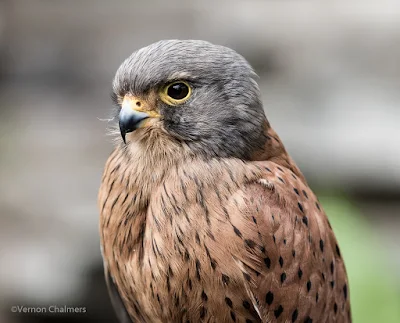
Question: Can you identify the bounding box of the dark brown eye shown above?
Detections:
[167,82,190,100]
[160,80,192,105]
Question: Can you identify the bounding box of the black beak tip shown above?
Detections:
[121,132,126,144]
[119,121,127,144]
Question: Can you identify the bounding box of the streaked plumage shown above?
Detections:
[99,40,351,323]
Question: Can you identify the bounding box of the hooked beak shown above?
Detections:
[119,95,160,143]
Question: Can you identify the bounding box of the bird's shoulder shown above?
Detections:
[216,160,350,322]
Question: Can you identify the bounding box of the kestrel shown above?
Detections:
[98,40,351,323]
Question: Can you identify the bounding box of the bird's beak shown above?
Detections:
[119,95,160,143]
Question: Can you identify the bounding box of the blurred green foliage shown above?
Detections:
[321,194,400,323]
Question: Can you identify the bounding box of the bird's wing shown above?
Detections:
[223,162,350,322]
[104,263,133,323]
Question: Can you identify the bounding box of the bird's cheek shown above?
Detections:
[142,117,161,128]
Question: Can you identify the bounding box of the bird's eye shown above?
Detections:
[160,81,191,105]
[167,83,189,100]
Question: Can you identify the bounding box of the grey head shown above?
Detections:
[112,39,267,160]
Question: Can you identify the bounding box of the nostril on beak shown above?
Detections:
[135,101,141,107]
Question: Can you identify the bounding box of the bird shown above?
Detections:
[98,39,351,323]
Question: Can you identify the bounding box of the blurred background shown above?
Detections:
[0,0,399,322]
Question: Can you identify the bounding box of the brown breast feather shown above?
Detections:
[98,123,351,322]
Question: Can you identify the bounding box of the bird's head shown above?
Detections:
[112,40,267,160]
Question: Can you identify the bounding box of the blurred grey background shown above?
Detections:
[0,1,400,322]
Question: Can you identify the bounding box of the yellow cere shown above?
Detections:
[122,95,161,118]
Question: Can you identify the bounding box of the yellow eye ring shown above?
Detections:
[160,81,192,106]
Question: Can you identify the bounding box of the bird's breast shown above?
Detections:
[99,155,266,322]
